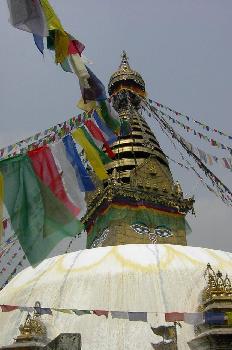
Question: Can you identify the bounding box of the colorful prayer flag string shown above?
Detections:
[148,98,232,142]
[157,109,232,158]
[143,103,232,206]
[0,303,232,326]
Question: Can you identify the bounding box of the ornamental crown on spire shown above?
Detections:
[108,50,145,95]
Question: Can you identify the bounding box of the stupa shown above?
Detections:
[0,53,232,350]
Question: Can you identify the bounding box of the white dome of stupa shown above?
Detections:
[0,244,232,349]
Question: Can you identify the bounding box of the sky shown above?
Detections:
[0,0,232,252]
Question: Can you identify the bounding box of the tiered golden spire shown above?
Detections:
[202,263,232,304]
[84,52,194,248]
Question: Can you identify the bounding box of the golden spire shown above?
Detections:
[83,53,194,249]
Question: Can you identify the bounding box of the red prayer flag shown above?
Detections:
[93,310,109,318]
[223,158,231,169]
[28,146,80,217]
[1,305,19,312]
[68,39,85,55]
[165,312,184,322]
[85,120,116,159]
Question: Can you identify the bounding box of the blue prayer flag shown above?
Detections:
[93,111,117,145]
[62,135,95,192]
[204,312,225,324]
[33,34,44,54]
[80,66,107,102]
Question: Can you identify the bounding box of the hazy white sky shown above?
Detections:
[0,1,232,251]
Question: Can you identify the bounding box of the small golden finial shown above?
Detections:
[174,181,183,197]
[15,302,47,343]
[119,50,131,71]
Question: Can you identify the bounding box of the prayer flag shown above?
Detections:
[222,158,231,170]
[85,119,116,159]
[40,0,63,31]
[50,142,86,218]
[70,54,90,89]
[79,126,111,165]
[128,312,147,322]
[93,310,109,318]
[28,146,80,217]
[68,39,85,56]
[33,34,44,54]
[207,154,213,166]
[93,111,117,145]
[72,128,109,180]
[77,98,97,112]
[184,312,204,325]
[41,0,69,63]
[111,311,129,320]
[165,312,184,322]
[80,66,107,102]
[1,305,18,312]
[72,310,91,316]
[19,306,34,312]
[54,30,69,64]
[60,58,73,73]
[47,30,56,50]
[197,148,207,164]
[62,135,95,192]
[0,155,83,265]
[53,308,72,314]
[7,0,48,36]
[34,307,52,315]
[204,312,225,324]
[98,100,120,133]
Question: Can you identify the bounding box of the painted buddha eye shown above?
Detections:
[131,223,150,235]
[91,228,110,248]
[155,226,173,238]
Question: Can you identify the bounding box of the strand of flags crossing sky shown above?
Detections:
[1,303,232,328]
[0,0,231,283]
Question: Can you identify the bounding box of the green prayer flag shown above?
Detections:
[0,155,83,265]
[80,126,111,165]
[99,100,120,133]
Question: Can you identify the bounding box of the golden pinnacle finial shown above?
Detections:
[119,50,131,71]
[15,301,47,343]
[202,264,232,303]
[108,51,145,95]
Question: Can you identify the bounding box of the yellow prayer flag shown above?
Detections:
[226,312,232,326]
[53,308,73,314]
[72,129,108,181]
[0,172,4,243]
[77,98,97,112]
[40,0,64,31]
[54,30,69,64]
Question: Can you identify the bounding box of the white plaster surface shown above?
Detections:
[0,244,232,349]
